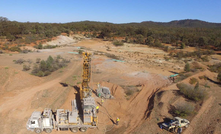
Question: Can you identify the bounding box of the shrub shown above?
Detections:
[217,72,221,82]
[105,53,119,60]
[173,103,194,117]
[125,89,134,96]
[31,55,70,77]
[36,58,41,63]
[27,59,32,64]
[181,43,185,49]
[23,64,31,71]
[43,45,57,49]
[36,71,45,77]
[34,43,43,49]
[177,83,207,101]
[189,78,198,85]
[201,56,209,62]
[21,49,31,53]
[14,59,25,64]
[113,40,124,46]
[10,46,21,52]
[164,56,170,61]
[209,63,221,73]
[184,63,190,72]
[199,75,207,80]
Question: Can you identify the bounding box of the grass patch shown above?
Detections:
[5,67,9,69]
[73,75,77,81]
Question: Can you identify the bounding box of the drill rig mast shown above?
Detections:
[80,52,92,100]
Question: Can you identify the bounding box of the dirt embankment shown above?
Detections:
[43,35,77,46]
[104,74,170,134]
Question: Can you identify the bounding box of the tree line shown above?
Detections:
[0,16,221,50]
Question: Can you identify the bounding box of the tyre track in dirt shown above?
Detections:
[0,62,80,114]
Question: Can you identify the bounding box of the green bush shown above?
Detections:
[184,63,190,72]
[201,56,209,62]
[36,58,41,63]
[14,59,25,64]
[21,49,31,53]
[209,63,221,73]
[177,83,207,101]
[217,72,221,82]
[173,103,194,117]
[125,89,134,96]
[113,40,124,46]
[199,75,207,80]
[31,55,70,77]
[10,46,21,52]
[43,45,57,49]
[181,43,185,49]
[189,77,198,85]
[34,43,43,49]
[23,64,30,71]
[164,56,170,61]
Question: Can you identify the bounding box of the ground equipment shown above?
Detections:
[161,117,190,132]
[26,52,98,133]
[96,83,114,99]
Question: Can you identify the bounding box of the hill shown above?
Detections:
[0,17,221,51]
[141,19,221,28]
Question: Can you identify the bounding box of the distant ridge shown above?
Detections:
[141,19,221,28]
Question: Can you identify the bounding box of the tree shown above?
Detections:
[184,63,190,72]
[98,26,111,39]
[198,37,208,46]
[135,34,144,44]
[154,39,162,47]
[46,55,54,64]
[0,17,9,22]
[145,36,154,45]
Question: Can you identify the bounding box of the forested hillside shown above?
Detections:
[0,16,221,50]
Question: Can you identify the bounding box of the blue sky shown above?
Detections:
[0,0,220,23]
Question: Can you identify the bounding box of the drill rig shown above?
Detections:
[80,52,98,126]
[26,52,97,133]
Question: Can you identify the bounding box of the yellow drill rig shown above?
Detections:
[80,52,98,126]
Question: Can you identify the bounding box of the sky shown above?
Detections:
[0,0,220,23]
